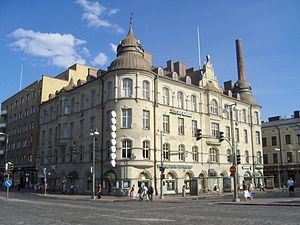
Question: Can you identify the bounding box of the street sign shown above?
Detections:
[5,180,12,187]
[230,166,236,173]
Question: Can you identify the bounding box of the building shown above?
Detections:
[0,64,98,189]
[38,22,263,195]
[262,110,300,188]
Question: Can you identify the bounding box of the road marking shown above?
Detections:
[101,214,175,222]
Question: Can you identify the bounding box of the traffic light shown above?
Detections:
[7,162,14,174]
[227,155,232,162]
[110,110,117,167]
[219,131,224,142]
[236,154,241,165]
[196,129,202,141]
[159,166,165,173]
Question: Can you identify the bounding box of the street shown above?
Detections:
[1,191,300,225]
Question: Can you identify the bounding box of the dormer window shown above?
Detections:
[186,76,191,85]
[158,67,164,76]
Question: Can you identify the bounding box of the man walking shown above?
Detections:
[287,177,295,197]
[147,185,154,201]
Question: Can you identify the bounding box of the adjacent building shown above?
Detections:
[38,22,263,195]
[262,111,300,188]
[0,64,98,188]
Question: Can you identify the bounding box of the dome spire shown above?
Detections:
[129,12,134,34]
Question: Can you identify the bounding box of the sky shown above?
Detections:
[0,0,299,120]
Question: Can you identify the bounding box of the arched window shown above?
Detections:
[163,143,170,161]
[178,144,185,161]
[254,111,259,124]
[172,72,178,80]
[177,91,184,109]
[107,81,113,98]
[143,141,150,159]
[122,139,132,158]
[209,148,219,163]
[162,87,170,105]
[158,67,164,76]
[122,78,132,97]
[192,146,199,162]
[210,99,218,114]
[90,89,96,107]
[223,105,229,118]
[245,150,249,164]
[142,80,150,100]
[191,95,197,111]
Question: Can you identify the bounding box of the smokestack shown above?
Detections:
[236,39,246,81]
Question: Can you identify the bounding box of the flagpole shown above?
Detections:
[197,26,201,69]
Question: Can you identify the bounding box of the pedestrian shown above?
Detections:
[130,184,136,199]
[248,181,254,200]
[138,186,144,201]
[242,180,248,201]
[97,184,102,199]
[287,177,295,197]
[143,185,149,201]
[147,185,154,201]
[70,184,74,194]
[182,185,186,197]
[258,181,266,192]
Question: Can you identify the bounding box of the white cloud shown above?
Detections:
[10,28,87,68]
[110,43,117,53]
[92,52,108,66]
[76,0,123,33]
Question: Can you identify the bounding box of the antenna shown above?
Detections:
[19,64,23,91]
[197,26,201,70]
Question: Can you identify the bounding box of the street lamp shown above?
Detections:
[223,103,240,202]
[159,130,164,199]
[89,129,99,199]
[274,148,282,189]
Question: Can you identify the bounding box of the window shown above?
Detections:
[285,134,291,145]
[192,146,199,162]
[80,120,84,136]
[262,137,267,147]
[254,111,259,124]
[80,94,85,110]
[241,109,247,122]
[122,108,132,128]
[191,95,197,111]
[271,136,277,146]
[122,139,132,158]
[70,122,74,138]
[143,141,150,159]
[287,152,293,163]
[209,148,219,163]
[178,144,185,161]
[211,123,219,138]
[273,153,278,164]
[235,128,240,142]
[233,110,238,121]
[107,81,113,98]
[61,147,66,163]
[90,116,95,131]
[210,99,218,115]
[142,80,150,100]
[142,110,150,129]
[192,120,197,137]
[163,143,170,160]
[163,115,170,133]
[257,151,262,164]
[91,89,96,107]
[178,118,184,135]
[255,131,261,144]
[263,154,268,164]
[244,129,248,144]
[177,92,184,108]
[225,126,230,139]
[122,78,132,97]
[63,123,68,138]
[70,97,75,113]
[162,87,170,105]
[245,150,250,163]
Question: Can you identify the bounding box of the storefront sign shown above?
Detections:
[169,109,192,117]
[158,164,192,169]
[241,166,252,170]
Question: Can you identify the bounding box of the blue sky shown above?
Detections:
[0,0,299,120]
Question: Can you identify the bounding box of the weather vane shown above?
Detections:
[130,12,134,25]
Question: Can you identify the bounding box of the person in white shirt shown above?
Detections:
[287,177,295,197]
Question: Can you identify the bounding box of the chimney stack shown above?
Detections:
[236,39,246,81]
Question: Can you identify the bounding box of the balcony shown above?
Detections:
[0,123,6,129]
[0,110,7,116]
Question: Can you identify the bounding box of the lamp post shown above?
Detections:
[274,148,282,189]
[224,103,240,202]
[159,130,164,199]
[89,129,99,199]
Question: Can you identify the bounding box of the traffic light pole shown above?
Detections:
[6,173,10,200]
[160,130,164,199]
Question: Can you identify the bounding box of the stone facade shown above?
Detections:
[38,23,263,195]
